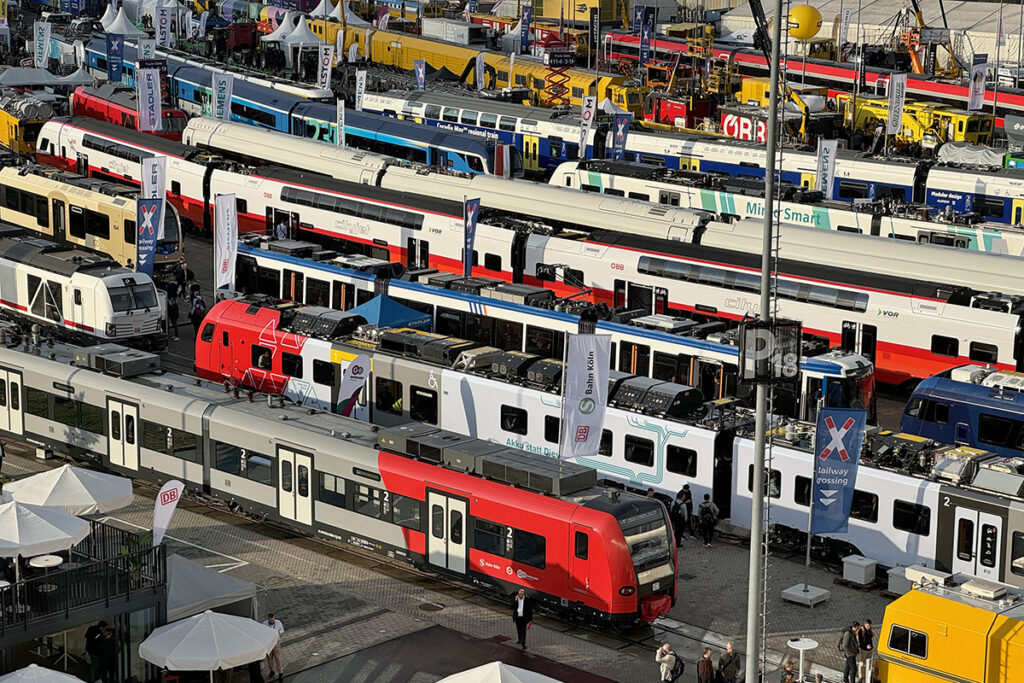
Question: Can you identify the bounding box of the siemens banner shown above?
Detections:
[212,72,233,121]
[811,408,868,535]
[33,22,50,69]
[135,198,162,277]
[815,138,838,198]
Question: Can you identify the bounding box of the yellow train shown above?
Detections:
[0,98,54,155]
[0,165,184,275]
[877,572,1024,682]
[312,21,645,114]
[835,93,993,146]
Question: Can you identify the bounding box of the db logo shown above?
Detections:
[161,489,178,505]
[219,260,229,274]
[574,425,590,442]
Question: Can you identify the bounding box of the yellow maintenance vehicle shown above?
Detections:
[835,92,993,147]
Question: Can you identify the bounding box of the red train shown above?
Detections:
[70,84,188,141]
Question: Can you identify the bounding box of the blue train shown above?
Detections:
[78,40,520,177]
[900,365,1024,457]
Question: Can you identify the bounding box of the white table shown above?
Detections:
[29,555,62,594]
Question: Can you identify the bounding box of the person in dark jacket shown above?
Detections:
[717,641,742,683]
[697,647,714,683]
[84,620,107,683]
[779,660,795,683]
[94,627,118,683]
[857,619,875,683]
[841,621,861,683]
[167,297,179,341]
[669,491,686,545]
[697,494,719,547]
[510,588,533,649]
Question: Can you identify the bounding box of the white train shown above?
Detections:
[0,226,165,349]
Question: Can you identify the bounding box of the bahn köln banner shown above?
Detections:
[559,334,612,460]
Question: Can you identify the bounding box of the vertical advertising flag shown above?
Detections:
[815,138,838,198]
[140,156,167,239]
[106,33,124,83]
[0,0,7,26]
[152,480,185,547]
[810,408,868,535]
[214,194,238,292]
[468,0,477,12]
[610,113,631,160]
[136,68,163,131]
[348,43,358,63]
[886,73,907,135]
[463,197,481,277]
[33,22,50,69]
[839,8,852,46]
[475,52,485,91]
[135,198,162,276]
[579,95,596,159]
[633,4,645,29]
[521,5,532,53]
[317,44,334,90]
[559,334,612,460]
[589,8,599,63]
[156,0,171,47]
[136,0,144,25]
[376,8,389,30]
[998,7,1005,47]
[336,99,346,147]
[198,11,209,38]
[639,22,651,67]
[969,54,988,111]
[337,354,371,417]
[509,52,516,85]
[336,28,344,63]
[364,27,372,60]
[138,38,157,59]
[213,72,233,121]
[355,69,366,111]
[414,59,426,90]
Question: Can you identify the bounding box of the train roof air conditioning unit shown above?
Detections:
[490,351,540,383]
[950,364,995,384]
[309,310,367,340]
[525,358,563,392]
[905,565,952,587]
[981,370,1024,393]
[73,344,160,378]
[961,578,1007,601]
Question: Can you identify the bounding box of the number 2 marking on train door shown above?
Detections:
[943,496,951,507]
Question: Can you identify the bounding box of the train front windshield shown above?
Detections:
[158,207,181,251]
[620,509,673,573]
[825,368,877,424]
[162,113,187,133]
[109,283,159,312]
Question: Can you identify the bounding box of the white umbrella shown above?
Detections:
[5,465,133,515]
[439,662,564,683]
[139,611,279,674]
[0,665,83,683]
[0,500,89,560]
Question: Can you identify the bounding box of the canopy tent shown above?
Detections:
[99,3,117,29]
[5,465,133,515]
[347,295,431,330]
[0,67,62,87]
[438,662,564,683]
[60,67,96,87]
[309,0,333,18]
[261,11,302,43]
[139,611,278,673]
[104,7,148,38]
[283,18,321,48]
[0,664,83,683]
[338,2,370,27]
[167,555,257,622]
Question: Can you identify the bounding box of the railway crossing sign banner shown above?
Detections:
[141,156,167,239]
[33,22,50,69]
[317,44,334,90]
[969,55,988,111]
[212,72,233,121]
[521,5,532,53]
[579,96,596,159]
[136,68,163,132]
[463,197,481,277]
[214,194,238,292]
[414,59,426,90]
[136,198,162,277]
[153,480,185,547]
[811,408,868,535]
[886,73,906,135]
[640,23,651,67]
[106,33,124,84]
[559,334,612,460]
[634,5,645,29]
[610,113,631,160]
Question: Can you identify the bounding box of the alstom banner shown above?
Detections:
[317,44,334,90]
[136,68,162,131]
[811,408,868,535]
[135,198,162,277]
[559,334,612,460]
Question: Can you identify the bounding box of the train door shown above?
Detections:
[1012,198,1024,226]
[277,446,312,526]
[51,199,65,243]
[522,135,539,172]
[711,431,734,518]
[841,321,877,363]
[693,359,722,400]
[569,525,592,596]
[952,508,1001,580]
[426,490,467,575]
[283,269,304,302]
[406,237,430,269]
[0,368,23,437]
[107,399,139,472]
[510,232,528,283]
[627,284,653,313]
[75,152,88,176]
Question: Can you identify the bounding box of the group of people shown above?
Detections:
[839,619,875,683]
[166,259,206,342]
[661,485,721,547]
[655,641,742,683]
[84,620,118,683]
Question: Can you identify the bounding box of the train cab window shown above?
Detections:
[355,485,383,519]
[313,360,336,386]
[479,113,497,129]
[747,465,782,498]
[513,529,546,569]
[474,519,505,556]
[499,117,517,132]
[892,500,931,536]
[484,253,502,271]
[599,429,613,456]
[410,386,438,425]
[251,345,272,369]
[574,531,589,560]
[171,181,181,196]
[500,405,528,435]
[200,323,214,343]
[888,625,927,659]
[442,107,459,122]
[930,335,960,358]
[794,475,811,506]
[318,472,345,508]
[624,435,654,467]
[1010,532,1024,576]
[281,352,303,379]
[375,377,403,415]
[222,332,229,347]
[850,490,879,523]
[544,416,559,443]
[665,445,697,477]
[392,494,421,531]
[969,341,999,364]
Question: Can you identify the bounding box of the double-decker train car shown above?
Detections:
[0,165,183,273]
[70,85,189,141]
[0,341,677,623]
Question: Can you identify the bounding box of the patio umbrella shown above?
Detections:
[0,664,83,682]
[5,465,133,515]
[0,500,89,560]
[439,662,564,683]
[139,611,278,678]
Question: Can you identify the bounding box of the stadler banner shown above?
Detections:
[579,95,596,160]
[135,198,162,277]
[213,72,233,120]
[214,194,238,292]
[317,44,334,90]
[141,156,166,239]
[887,73,907,135]
[33,22,50,69]
[559,334,612,460]
[811,408,868,535]
[136,68,163,132]
[463,197,480,277]
[969,54,988,111]
[815,138,838,198]
[106,33,124,83]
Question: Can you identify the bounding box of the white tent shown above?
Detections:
[261,11,301,44]
[5,465,133,515]
[309,0,333,19]
[337,2,370,27]
[167,555,257,622]
[0,500,88,564]
[99,3,117,30]
[139,611,279,673]
[61,67,97,88]
[283,18,322,48]
[0,67,62,87]
[104,7,148,38]
[439,662,564,683]
[0,664,83,683]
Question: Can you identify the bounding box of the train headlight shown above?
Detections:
[619,586,636,596]
[105,323,116,337]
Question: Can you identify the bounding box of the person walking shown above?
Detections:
[654,643,679,682]
[262,613,285,680]
[697,493,719,547]
[697,647,714,683]
[189,294,208,335]
[167,296,179,341]
[681,484,693,535]
[669,491,686,545]
[84,619,107,683]
[857,618,875,683]
[717,641,741,683]
[94,627,118,683]
[841,621,861,683]
[511,588,533,649]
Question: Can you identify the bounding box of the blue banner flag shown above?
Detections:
[811,408,868,535]
[468,0,477,12]
[136,198,163,277]
[463,197,480,277]
[414,59,426,90]
[634,5,645,29]
[521,5,532,53]
[106,33,124,83]
[640,23,651,67]
[611,113,631,160]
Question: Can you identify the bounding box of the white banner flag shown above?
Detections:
[578,95,597,160]
[136,68,163,132]
[839,9,852,45]
[355,69,366,111]
[317,44,335,90]
[559,333,611,460]
[336,27,344,62]
[138,38,157,59]
[364,28,372,60]
[508,52,516,86]
[336,99,346,147]
[141,156,167,239]
[152,479,185,547]
[156,0,171,47]
[213,72,233,121]
[969,55,988,111]
[33,22,50,69]
[815,138,838,198]
[337,354,370,417]
[887,73,907,135]
[475,52,485,91]
[199,10,209,37]
[214,194,238,292]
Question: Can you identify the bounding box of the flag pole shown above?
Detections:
[802,399,823,592]
[557,333,569,477]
